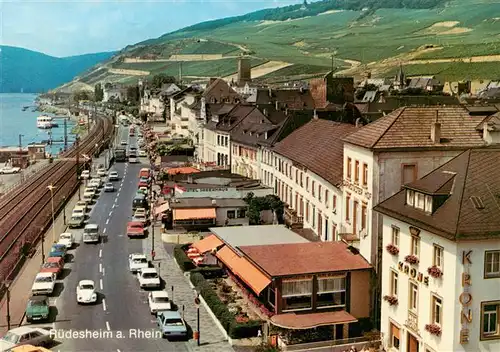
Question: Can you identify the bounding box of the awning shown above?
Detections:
[192,234,224,254]
[173,208,216,220]
[216,246,271,295]
[155,203,170,215]
[270,311,358,330]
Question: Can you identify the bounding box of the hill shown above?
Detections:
[61,0,500,90]
[0,45,115,93]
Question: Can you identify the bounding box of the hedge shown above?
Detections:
[173,244,196,272]
[191,266,225,279]
[190,272,262,339]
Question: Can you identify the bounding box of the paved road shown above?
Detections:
[25,125,188,352]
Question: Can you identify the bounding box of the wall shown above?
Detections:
[350,270,371,318]
[231,142,260,180]
[215,207,248,226]
[176,187,273,199]
[203,128,217,164]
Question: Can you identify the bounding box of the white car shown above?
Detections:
[108,171,119,181]
[0,326,53,351]
[71,207,85,218]
[104,183,114,192]
[97,167,107,177]
[83,191,94,203]
[148,291,171,314]
[128,253,149,273]
[31,272,56,295]
[75,200,89,212]
[137,268,161,289]
[0,166,21,174]
[80,170,90,179]
[89,178,102,187]
[121,140,127,145]
[58,232,73,249]
[139,150,147,157]
[83,224,100,243]
[76,280,97,304]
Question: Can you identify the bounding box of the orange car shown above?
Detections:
[127,221,145,238]
[40,257,64,277]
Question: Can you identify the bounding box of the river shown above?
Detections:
[0,93,76,155]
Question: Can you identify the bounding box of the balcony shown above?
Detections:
[284,206,303,230]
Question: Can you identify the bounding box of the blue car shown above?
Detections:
[157,310,188,339]
[49,244,67,258]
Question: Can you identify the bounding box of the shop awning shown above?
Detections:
[173,208,216,220]
[270,311,358,330]
[155,203,170,215]
[192,234,223,254]
[216,246,271,295]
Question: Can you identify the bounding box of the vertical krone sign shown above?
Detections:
[459,250,472,344]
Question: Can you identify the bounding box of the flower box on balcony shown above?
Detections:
[427,265,443,278]
[386,244,399,256]
[425,323,442,336]
[404,254,419,265]
[383,295,398,306]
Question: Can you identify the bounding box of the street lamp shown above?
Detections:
[5,281,12,330]
[62,196,67,225]
[47,184,57,243]
[194,290,201,346]
[40,226,45,264]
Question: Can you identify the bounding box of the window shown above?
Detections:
[361,203,367,230]
[306,177,309,191]
[317,276,346,309]
[295,170,299,184]
[390,323,400,350]
[217,135,221,146]
[347,157,352,179]
[227,210,235,219]
[237,209,246,218]
[312,181,316,197]
[485,251,500,278]
[312,206,316,228]
[425,195,433,213]
[332,194,337,212]
[345,194,351,221]
[411,235,420,257]
[300,172,303,187]
[363,163,368,186]
[390,270,398,297]
[402,164,417,185]
[406,190,414,206]
[415,192,425,210]
[431,295,443,326]
[355,160,360,183]
[433,245,444,269]
[409,282,418,312]
[318,185,322,201]
[391,226,400,247]
[325,190,329,207]
[305,201,310,222]
[282,279,313,311]
[481,302,500,339]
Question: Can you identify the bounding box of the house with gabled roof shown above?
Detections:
[374,148,500,352]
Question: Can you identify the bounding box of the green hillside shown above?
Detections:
[61,0,500,90]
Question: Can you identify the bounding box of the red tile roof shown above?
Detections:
[239,241,372,277]
[272,119,357,187]
[343,106,490,150]
[271,311,357,329]
[375,148,500,241]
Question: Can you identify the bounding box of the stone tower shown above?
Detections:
[237,57,251,85]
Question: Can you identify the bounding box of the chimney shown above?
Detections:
[275,100,279,110]
[187,175,193,183]
[263,108,268,116]
[355,117,362,128]
[313,109,318,120]
[268,88,272,98]
[431,112,441,144]
[211,199,217,205]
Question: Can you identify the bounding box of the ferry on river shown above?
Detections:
[37,115,58,129]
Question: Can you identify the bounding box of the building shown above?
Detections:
[237,57,252,86]
[374,148,500,352]
[102,83,126,102]
[261,118,357,240]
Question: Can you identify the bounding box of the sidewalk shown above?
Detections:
[142,227,235,352]
[0,182,86,334]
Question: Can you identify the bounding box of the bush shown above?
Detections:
[191,266,225,279]
[173,244,196,272]
[190,272,262,339]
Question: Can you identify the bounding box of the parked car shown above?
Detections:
[25,296,50,323]
[156,310,188,339]
[76,280,97,304]
[0,326,53,351]
[128,253,148,273]
[97,167,107,177]
[120,140,127,145]
[137,268,161,289]
[127,221,145,238]
[139,150,147,157]
[31,272,56,296]
[138,180,148,188]
[48,244,66,259]
[40,257,64,277]
[89,178,102,188]
[68,214,85,228]
[148,291,171,314]
[0,166,21,174]
[58,232,73,249]
[108,171,119,181]
[75,200,89,212]
[104,183,114,192]
[80,170,90,179]
[71,206,86,219]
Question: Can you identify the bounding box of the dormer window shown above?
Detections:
[406,189,433,213]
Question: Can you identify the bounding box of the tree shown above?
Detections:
[72,90,90,103]
[152,74,176,89]
[243,193,284,225]
[94,83,104,102]
[126,86,140,104]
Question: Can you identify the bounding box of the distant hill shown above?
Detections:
[60,0,500,90]
[0,45,115,93]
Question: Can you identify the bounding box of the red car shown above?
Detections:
[138,180,149,188]
[40,257,64,277]
[127,221,145,238]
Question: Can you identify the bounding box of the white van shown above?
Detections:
[83,224,99,243]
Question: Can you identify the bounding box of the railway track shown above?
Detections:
[0,114,113,285]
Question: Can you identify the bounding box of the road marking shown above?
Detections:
[106,321,110,331]
[103,267,106,276]
[100,279,103,290]
[114,198,118,203]
[102,299,107,311]
[103,228,107,234]
[99,249,102,258]
[119,187,122,192]
[106,219,109,225]
[109,211,113,217]
[99,263,102,272]
[117,192,120,197]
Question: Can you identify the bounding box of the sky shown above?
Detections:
[0,0,300,58]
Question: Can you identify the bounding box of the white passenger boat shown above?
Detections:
[37,115,54,129]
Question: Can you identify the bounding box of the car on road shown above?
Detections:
[80,170,90,179]
[108,170,119,181]
[83,224,100,244]
[138,150,147,157]
[0,166,21,174]
[58,232,73,249]
[128,253,148,273]
[31,272,56,296]
[148,291,171,314]
[137,267,161,289]
[76,280,97,304]
[68,214,85,228]
[139,176,150,184]
[97,167,107,177]
[40,257,64,277]
[48,244,66,259]
[0,326,53,351]
[104,183,114,192]
[128,153,138,163]
[138,180,149,188]
[134,207,148,217]
[25,295,50,323]
[75,200,89,212]
[156,310,188,339]
[127,221,145,238]
[120,140,127,145]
